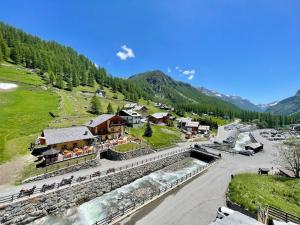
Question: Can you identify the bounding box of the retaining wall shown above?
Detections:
[22,158,99,184]
[0,152,190,225]
[107,147,154,161]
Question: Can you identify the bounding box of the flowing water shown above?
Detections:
[233,132,251,151]
[31,158,207,225]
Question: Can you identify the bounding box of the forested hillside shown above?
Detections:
[0,21,299,129]
[266,90,300,115]
[129,70,240,113]
[0,22,147,102]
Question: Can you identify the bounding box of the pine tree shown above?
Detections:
[55,74,64,89]
[107,102,114,114]
[90,95,102,115]
[116,106,121,114]
[67,76,73,91]
[144,120,153,137]
[49,71,55,86]
[87,72,94,87]
[72,72,80,87]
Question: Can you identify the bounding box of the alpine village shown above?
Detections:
[0,5,300,225]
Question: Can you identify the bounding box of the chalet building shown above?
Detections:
[85,114,125,141]
[118,110,142,126]
[185,121,200,135]
[124,103,148,114]
[37,126,95,151]
[198,125,210,134]
[177,117,192,128]
[148,112,171,124]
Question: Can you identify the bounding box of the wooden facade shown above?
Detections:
[86,115,125,142]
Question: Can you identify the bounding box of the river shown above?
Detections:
[233,132,251,151]
[30,158,207,225]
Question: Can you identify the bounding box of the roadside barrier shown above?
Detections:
[92,161,215,225]
[0,148,191,205]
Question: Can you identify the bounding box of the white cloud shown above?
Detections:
[167,68,171,73]
[116,45,135,60]
[188,75,194,80]
[175,66,180,70]
[182,69,195,76]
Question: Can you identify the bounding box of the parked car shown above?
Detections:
[216,206,234,219]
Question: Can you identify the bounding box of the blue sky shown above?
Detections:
[1,0,300,104]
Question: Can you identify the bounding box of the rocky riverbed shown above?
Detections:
[30,158,207,225]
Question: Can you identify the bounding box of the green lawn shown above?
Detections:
[0,64,59,163]
[114,142,140,152]
[128,124,183,149]
[228,173,300,216]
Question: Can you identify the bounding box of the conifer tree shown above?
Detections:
[90,95,102,115]
[49,71,55,86]
[144,120,153,137]
[55,74,64,89]
[107,102,114,114]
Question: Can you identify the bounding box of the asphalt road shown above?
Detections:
[118,130,278,225]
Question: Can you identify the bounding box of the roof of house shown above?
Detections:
[43,126,94,145]
[120,110,141,117]
[124,103,138,109]
[185,121,199,128]
[177,117,192,123]
[246,143,263,149]
[209,211,263,225]
[134,105,147,111]
[198,125,210,130]
[84,114,116,128]
[150,112,170,119]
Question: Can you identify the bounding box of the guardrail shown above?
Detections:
[92,162,214,225]
[268,206,300,224]
[0,147,191,205]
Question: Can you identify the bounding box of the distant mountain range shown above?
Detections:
[266,90,300,115]
[198,86,278,112]
[128,71,240,112]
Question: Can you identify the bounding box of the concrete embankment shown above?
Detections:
[0,152,190,225]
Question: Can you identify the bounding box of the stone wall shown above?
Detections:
[0,152,190,225]
[107,147,154,161]
[226,197,257,219]
[22,158,99,184]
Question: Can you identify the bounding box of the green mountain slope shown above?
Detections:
[129,70,240,112]
[267,90,300,115]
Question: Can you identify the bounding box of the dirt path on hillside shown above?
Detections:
[0,154,33,186]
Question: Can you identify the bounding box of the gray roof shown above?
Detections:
[84,114,115,128]
[120,110,141,117]
[185,121,199,128]
[43,126,94,145]
[209,212,263,225]
[151,112,169,119]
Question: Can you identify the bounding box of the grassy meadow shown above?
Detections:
[128,124,183,149]
[0,64,58,163]
[228,173,300,216]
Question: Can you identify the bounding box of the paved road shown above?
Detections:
[119,130,278,225]
[0,142,194,197]
[0,122,236,197]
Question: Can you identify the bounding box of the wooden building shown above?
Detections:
[85,114,125,141]
[38,126,95,151]
[148,112,171,124]
[185,121,200,135]
[118,110,142,126]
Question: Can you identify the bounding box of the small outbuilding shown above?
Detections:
[245,142,264,153]
[148,112,171,124]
